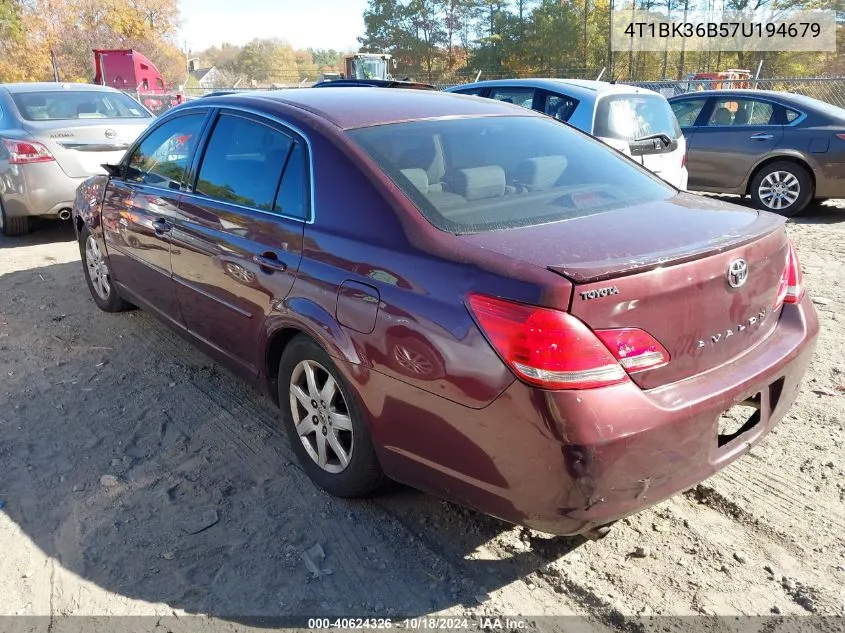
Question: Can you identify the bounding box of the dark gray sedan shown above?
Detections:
[668,89,845,216]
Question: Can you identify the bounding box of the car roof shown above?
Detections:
[448,78,661,98]
[0,82,123,94]
[311,79,436,90]
[198,87,541,130]
[668,89,796,100]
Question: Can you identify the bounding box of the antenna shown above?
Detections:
[474,70,482,82]
[595,67,606,81]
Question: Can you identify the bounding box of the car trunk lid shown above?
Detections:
[457,194,788,388]
[24,120,148,178]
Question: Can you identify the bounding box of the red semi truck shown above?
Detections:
[93,49,182,114]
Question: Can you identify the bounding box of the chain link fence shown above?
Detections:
[126,75,845,114]
[630,77,845,108]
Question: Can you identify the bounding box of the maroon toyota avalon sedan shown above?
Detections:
[72,88,818,537]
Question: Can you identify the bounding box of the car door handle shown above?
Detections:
[152,218,171,234]
[253,252,288,273]
[750,133,774,140]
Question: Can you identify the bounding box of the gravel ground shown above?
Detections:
[0,200,843,632]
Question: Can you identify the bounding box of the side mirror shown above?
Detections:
[102,163,124,178]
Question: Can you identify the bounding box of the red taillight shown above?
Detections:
[681,153,687,168]
[594,328,670,373]
[466,293,628,390]
[836,133,845,141]
[2,138,55,164]
[774,240,804,309]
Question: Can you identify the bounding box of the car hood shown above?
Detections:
[455,193,785,283]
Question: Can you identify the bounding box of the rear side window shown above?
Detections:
[274,142,309,219]
[452,87,485,96]
[488,87,535,109]
[348,116,674,234]
[126,113,205,188]
[11,90,150,121]
[785,109,801,123]
[195,113,293,212]
[543,93,578,122]
[670,98,707,127]
[594,94,681,140]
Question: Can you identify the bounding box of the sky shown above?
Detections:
[178,0,369,53]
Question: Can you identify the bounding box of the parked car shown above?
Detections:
[446,78,689,190]
[73,88,818,538]
[0,82,153,236]
[668,89,845,216]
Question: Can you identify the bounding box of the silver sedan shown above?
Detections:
[0,82,153,236]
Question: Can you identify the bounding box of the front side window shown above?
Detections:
[670,98,707,127]
[707,98,774,126]
[488,88,535,109]
[348,116,674,234]
[195,113,293,212]
[11,90,150,121]
[126,113,205,188]
[594,94,681,141]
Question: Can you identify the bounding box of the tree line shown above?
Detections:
[0,0,186,84]
[190,42,346,87]
[357,0,844,83]
[1,0,841,87]
[0,0,346,86]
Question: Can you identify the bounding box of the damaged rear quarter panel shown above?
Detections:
[72,175,110,240]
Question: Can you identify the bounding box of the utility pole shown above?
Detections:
[50,49,59,82]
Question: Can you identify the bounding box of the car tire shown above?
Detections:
[0,198,30,236]
[79,225,132,313]
[749,161,813,217]
[278,334,385,498]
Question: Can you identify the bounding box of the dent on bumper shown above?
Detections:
[1,163,85,217]
[356,296,819,536]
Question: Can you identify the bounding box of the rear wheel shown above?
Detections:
[278,335,385,498]
[79,225,131,312]
[0,198,30,236]
[749,161,813,217]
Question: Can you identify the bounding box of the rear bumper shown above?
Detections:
[0,162,86,217]
[358,295,819,536]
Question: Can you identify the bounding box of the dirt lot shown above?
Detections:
[1,200,844,632]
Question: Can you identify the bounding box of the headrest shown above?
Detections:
[450,166,506,201]
[400,168,429,194]
[513,155,568,192]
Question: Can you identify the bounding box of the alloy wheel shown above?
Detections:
[758,171,800,211]
[85,235,111,301]
[289,359,354,474]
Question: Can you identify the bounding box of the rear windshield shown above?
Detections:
[11,91,150,121]
[347,116,674,234]
[594,94,681,141]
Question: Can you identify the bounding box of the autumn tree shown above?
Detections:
[235,38,298,84]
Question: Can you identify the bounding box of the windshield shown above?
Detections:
[594,94,681,141]
[11,90,150,121]
[353,59,387,80]
[348,116,674,234]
